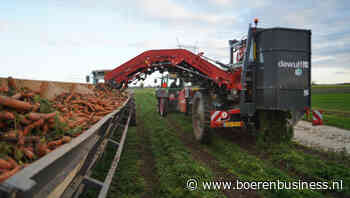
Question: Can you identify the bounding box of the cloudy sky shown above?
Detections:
[1,0,349,85]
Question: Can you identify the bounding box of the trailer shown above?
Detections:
[105,19,313,143]
[0,78,135,198]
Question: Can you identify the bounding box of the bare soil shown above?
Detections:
[136,104,159,198]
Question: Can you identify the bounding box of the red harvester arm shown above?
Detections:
[105,49,242,90]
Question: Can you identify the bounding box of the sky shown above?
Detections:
[1,0,349,85]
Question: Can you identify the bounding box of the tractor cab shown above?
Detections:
[155,73,197,116]
[86,70,112,85]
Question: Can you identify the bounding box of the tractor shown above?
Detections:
[104,19,312,143]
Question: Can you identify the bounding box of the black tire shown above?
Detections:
[192,91,212,144]
[159,98,168,117]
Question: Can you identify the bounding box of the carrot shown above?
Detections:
[65,93,74,103]
[0,96,33,111]
[36,143,48,157]
[42,123,49,135]
[7,77,16,90]
[48,117,55,124]
[62,136,71,143]
[11,93,22,99]
[72,132,82,137]
[2,130,17,138]
[21,147,35,159]
[0,111,15,120]
[0,159,12,169]
[0,135,39,143]
[94,104,104,111]
[45,148,51,154]
[22,92,35,98]
[47,139,63,149]
[17,130,24,145]
[6,157,18,168]
[72,100,95,111]
[23,119,44,136]
[39,82,48,98]
[0,165,21,183]
[19,115,32,125]
[0,86,9,93]
[27,112,57,121]
[58,115,66,123]
[32,103,40,112]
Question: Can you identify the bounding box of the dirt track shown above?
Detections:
[294,121,350,154]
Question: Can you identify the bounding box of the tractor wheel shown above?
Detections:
[159,98,168,117]
[256,110,294,143]
[192,91,212,144]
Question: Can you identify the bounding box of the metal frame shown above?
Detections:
[104,49,242,91]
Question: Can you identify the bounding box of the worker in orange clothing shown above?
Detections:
[162,82,167,88]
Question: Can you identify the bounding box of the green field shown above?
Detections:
[311,85,350,130]
[88,88,350,198]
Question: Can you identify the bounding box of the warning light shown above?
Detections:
[254,18,259,27]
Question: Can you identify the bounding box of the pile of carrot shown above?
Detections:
[0,78,128,183]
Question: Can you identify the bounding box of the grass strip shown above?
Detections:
[171,113,324,198]
[136,89,225,198]
[107,126,146,198]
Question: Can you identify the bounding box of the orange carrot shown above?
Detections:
[27,112,57,121]
[11,92,22,99]
[48,117,55,124]
[0,135,39,144]
[19,115,32,125]
[0,111,15,120]
[65,93,74,103]
[42,123,49,135]
[23,119,44,136]
[7,77,16,90]
[22,92,35,98]
[2,130,17,138]
[32,103,40,112]
[62,136,71,143]
[6,157,18,169]
[0,86,9,93]
[47,139,63,149]
[72,132,82,137]
[0,159,12,170]
[0,96,33,111]
[0,165,21,183]
[36,143,48,157]
[17,130,24,145]
[21,148,35,159]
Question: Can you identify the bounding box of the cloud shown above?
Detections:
[1,0,350,84]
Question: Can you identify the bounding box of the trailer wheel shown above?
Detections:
[192,92,212,144]
[159,98,168,117]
